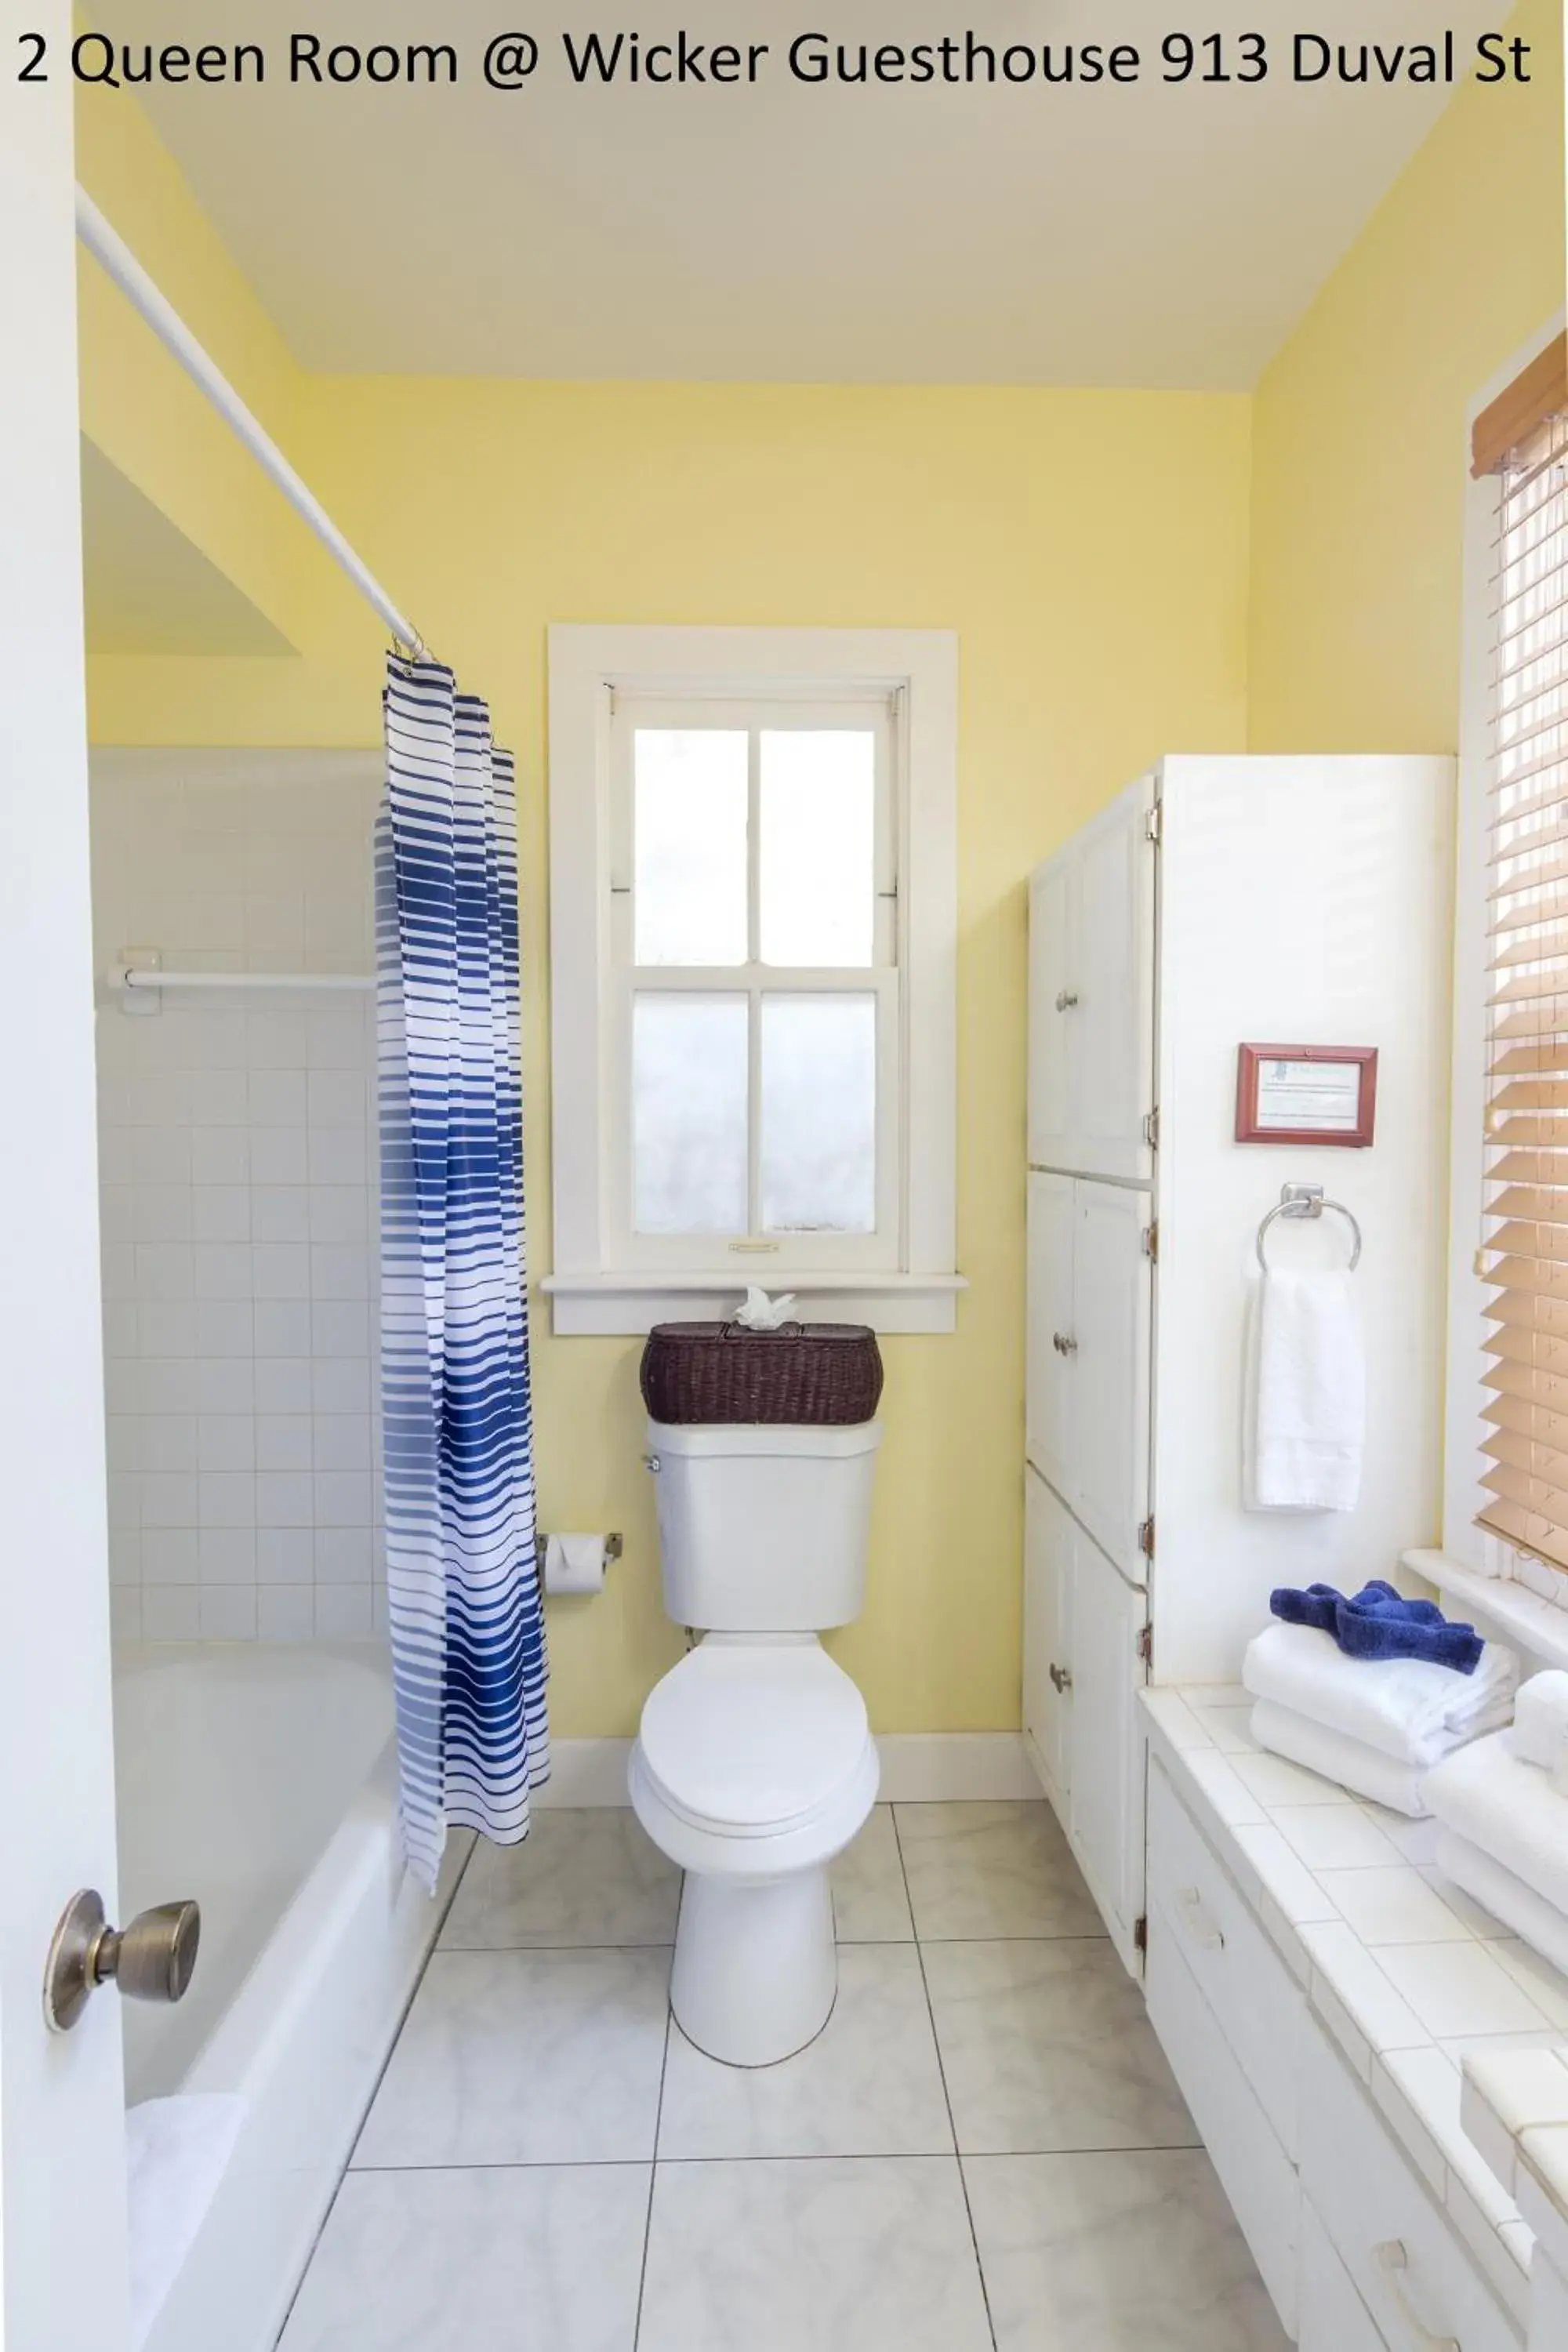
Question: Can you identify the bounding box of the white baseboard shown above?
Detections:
[536,1731,1040,1808]
[876,1733,1041,1802]
[535,1739,634,1807]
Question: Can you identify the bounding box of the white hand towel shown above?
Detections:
[1250,1699,1430,1817]
[127,2092,246,2350]
[1511,1670,1568,1771]
[1425,1729,1568,1919]
[1243,1621,1519,1767]
[1245,1268,1365,1511]
[1435,1828,1568,1980]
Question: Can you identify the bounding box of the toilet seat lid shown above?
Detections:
[637,1642,870,1836]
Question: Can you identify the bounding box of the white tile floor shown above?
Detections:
[278,1800,1289,2351]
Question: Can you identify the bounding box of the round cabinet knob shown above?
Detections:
[1049,1662,1073,1693]
[44,1889,201,2033]
[1051,1332,1078,1357]
[1054,989,1080,1012]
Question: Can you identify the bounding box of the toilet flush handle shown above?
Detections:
[643,1452,662,1474]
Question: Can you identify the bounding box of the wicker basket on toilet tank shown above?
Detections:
[639,1321,883,1426]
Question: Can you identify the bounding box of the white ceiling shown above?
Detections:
[89,0,1493,387]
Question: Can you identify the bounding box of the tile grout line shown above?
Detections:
[270,1827,481,2347]
[631,1876,681,2352]
[891,1807,1000,2352]
[344,2139,1207,2174]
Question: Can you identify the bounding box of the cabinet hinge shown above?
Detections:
[1142,1221,1159,1261]
[1142,1107,1160,1152]
[1137,1518,1155,1561]
[1133,1913,1149,1956]
[1145,802,1163,845]
[1137,1621,1154,1667]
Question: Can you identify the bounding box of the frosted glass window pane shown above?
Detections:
[634,730,748,965]
[759,731,876,967]
[760,994,877,1234]
[633,994,748,1234]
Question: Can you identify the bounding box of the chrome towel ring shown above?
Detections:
[1256,1182,1363,1274]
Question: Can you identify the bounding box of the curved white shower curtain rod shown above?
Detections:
[74,186,431,660]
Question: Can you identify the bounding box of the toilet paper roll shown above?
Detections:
[543,1533,608,1596]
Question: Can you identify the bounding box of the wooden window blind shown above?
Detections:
[1479,401,1568,1567]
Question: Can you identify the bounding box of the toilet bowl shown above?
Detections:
[631,1635,878,2063]
[632,1417,883,2067]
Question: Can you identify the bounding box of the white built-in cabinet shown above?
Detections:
[1026,1175,1152,1576]
[1026,776,1156,1182]
[1023,1468,1148,1951]
[1024,753,1454,1976]
[1024,775,1156,1973]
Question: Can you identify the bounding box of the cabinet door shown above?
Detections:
[1298,2204,1384,2352]
[1025,1171,1075,1494]
[1072,1180,1152,1583]
[1070,779,1157,1181]
[1066,1532,1149,1955]
[1027,854,1074,1169]
[1023,1465,1073,1807]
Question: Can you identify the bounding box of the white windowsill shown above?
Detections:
[541,1269,967,1337]
[1403,1548,1568,1673]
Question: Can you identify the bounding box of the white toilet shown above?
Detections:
[630,1417,882,2067]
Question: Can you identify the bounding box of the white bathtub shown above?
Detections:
[113,1644,470,2352]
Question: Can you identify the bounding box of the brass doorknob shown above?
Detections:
[44,1889,201,2033]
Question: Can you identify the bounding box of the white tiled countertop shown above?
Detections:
[1142,1683,1568,2325]
[1463,2045,1568,2296]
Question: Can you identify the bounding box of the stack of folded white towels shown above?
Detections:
[1242,1621,1519,1818]
[1425,1671,1568,1974]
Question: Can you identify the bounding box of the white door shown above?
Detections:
[1072,1180,1153,1584]
[1025,1172,1075,1494]
[1026,853,1074,1169]
[1022,1466,1073,1806]
[1070,777,1157,1181]
[2,36,132,2350]
[1066,1533,1149,1965]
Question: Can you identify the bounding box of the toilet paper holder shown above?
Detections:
[538,1531,622,1563]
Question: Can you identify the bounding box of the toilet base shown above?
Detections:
[670,1864,837,2067]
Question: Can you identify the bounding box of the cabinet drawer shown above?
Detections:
[1300,2022,1519,2352]
[1299,2199,1388,2352]
[1146,1898,1298,2336]
[1147,1761,1305,2158]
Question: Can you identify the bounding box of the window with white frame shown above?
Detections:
[546,628,959,1335]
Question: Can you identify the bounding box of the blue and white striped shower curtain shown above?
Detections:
[378,655,549,1889]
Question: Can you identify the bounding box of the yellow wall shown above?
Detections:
[74,67,370,656]
[75,8,1562,1737]
[89,380,1252,1736]
[1248,0,1564,753]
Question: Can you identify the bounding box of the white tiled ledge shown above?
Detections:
[1403,1548,1568,1675]
[1142,1683,1568,2322]
[1463,2046,1568,2287]
[541,1270,967,1336]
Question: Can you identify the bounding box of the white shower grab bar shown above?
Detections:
[74,187,430,662]
[110,964,372,995]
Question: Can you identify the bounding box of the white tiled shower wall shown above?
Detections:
[91,751,384,1642]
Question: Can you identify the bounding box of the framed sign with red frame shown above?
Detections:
[1235,1044,1377,1148]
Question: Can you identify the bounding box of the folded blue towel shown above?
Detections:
[1269,1578,1483,1675]
[1336,1580,1484,1675]
[1269,1584,1342,1635]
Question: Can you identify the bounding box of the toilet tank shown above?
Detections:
[647,1419,882,1631]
